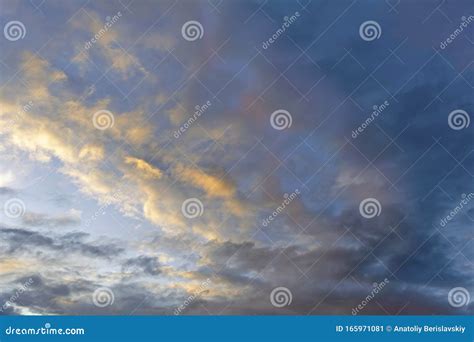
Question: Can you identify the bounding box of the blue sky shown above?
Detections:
[0,0,472,315]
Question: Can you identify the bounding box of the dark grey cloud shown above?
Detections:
[0,273,186,315]
[0,227,123,258]
[123,256,162,276]
[0,187,16,195]
[196,230,473,315]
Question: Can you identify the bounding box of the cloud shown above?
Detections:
[21,211,81,228]
[70,10,147,78]
[0,187,16,195]
[122,256,162,276]
[0,0,472,316]
[173,164,235,198]
[0,227,123,259]
[124,157,163,179]
[0,171,15,187]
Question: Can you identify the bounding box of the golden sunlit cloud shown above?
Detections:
[125,156,163,179]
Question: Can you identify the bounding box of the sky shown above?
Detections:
[0,0,473,315]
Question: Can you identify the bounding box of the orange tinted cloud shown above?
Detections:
[174,164,235,199]
[125,157,163,179]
